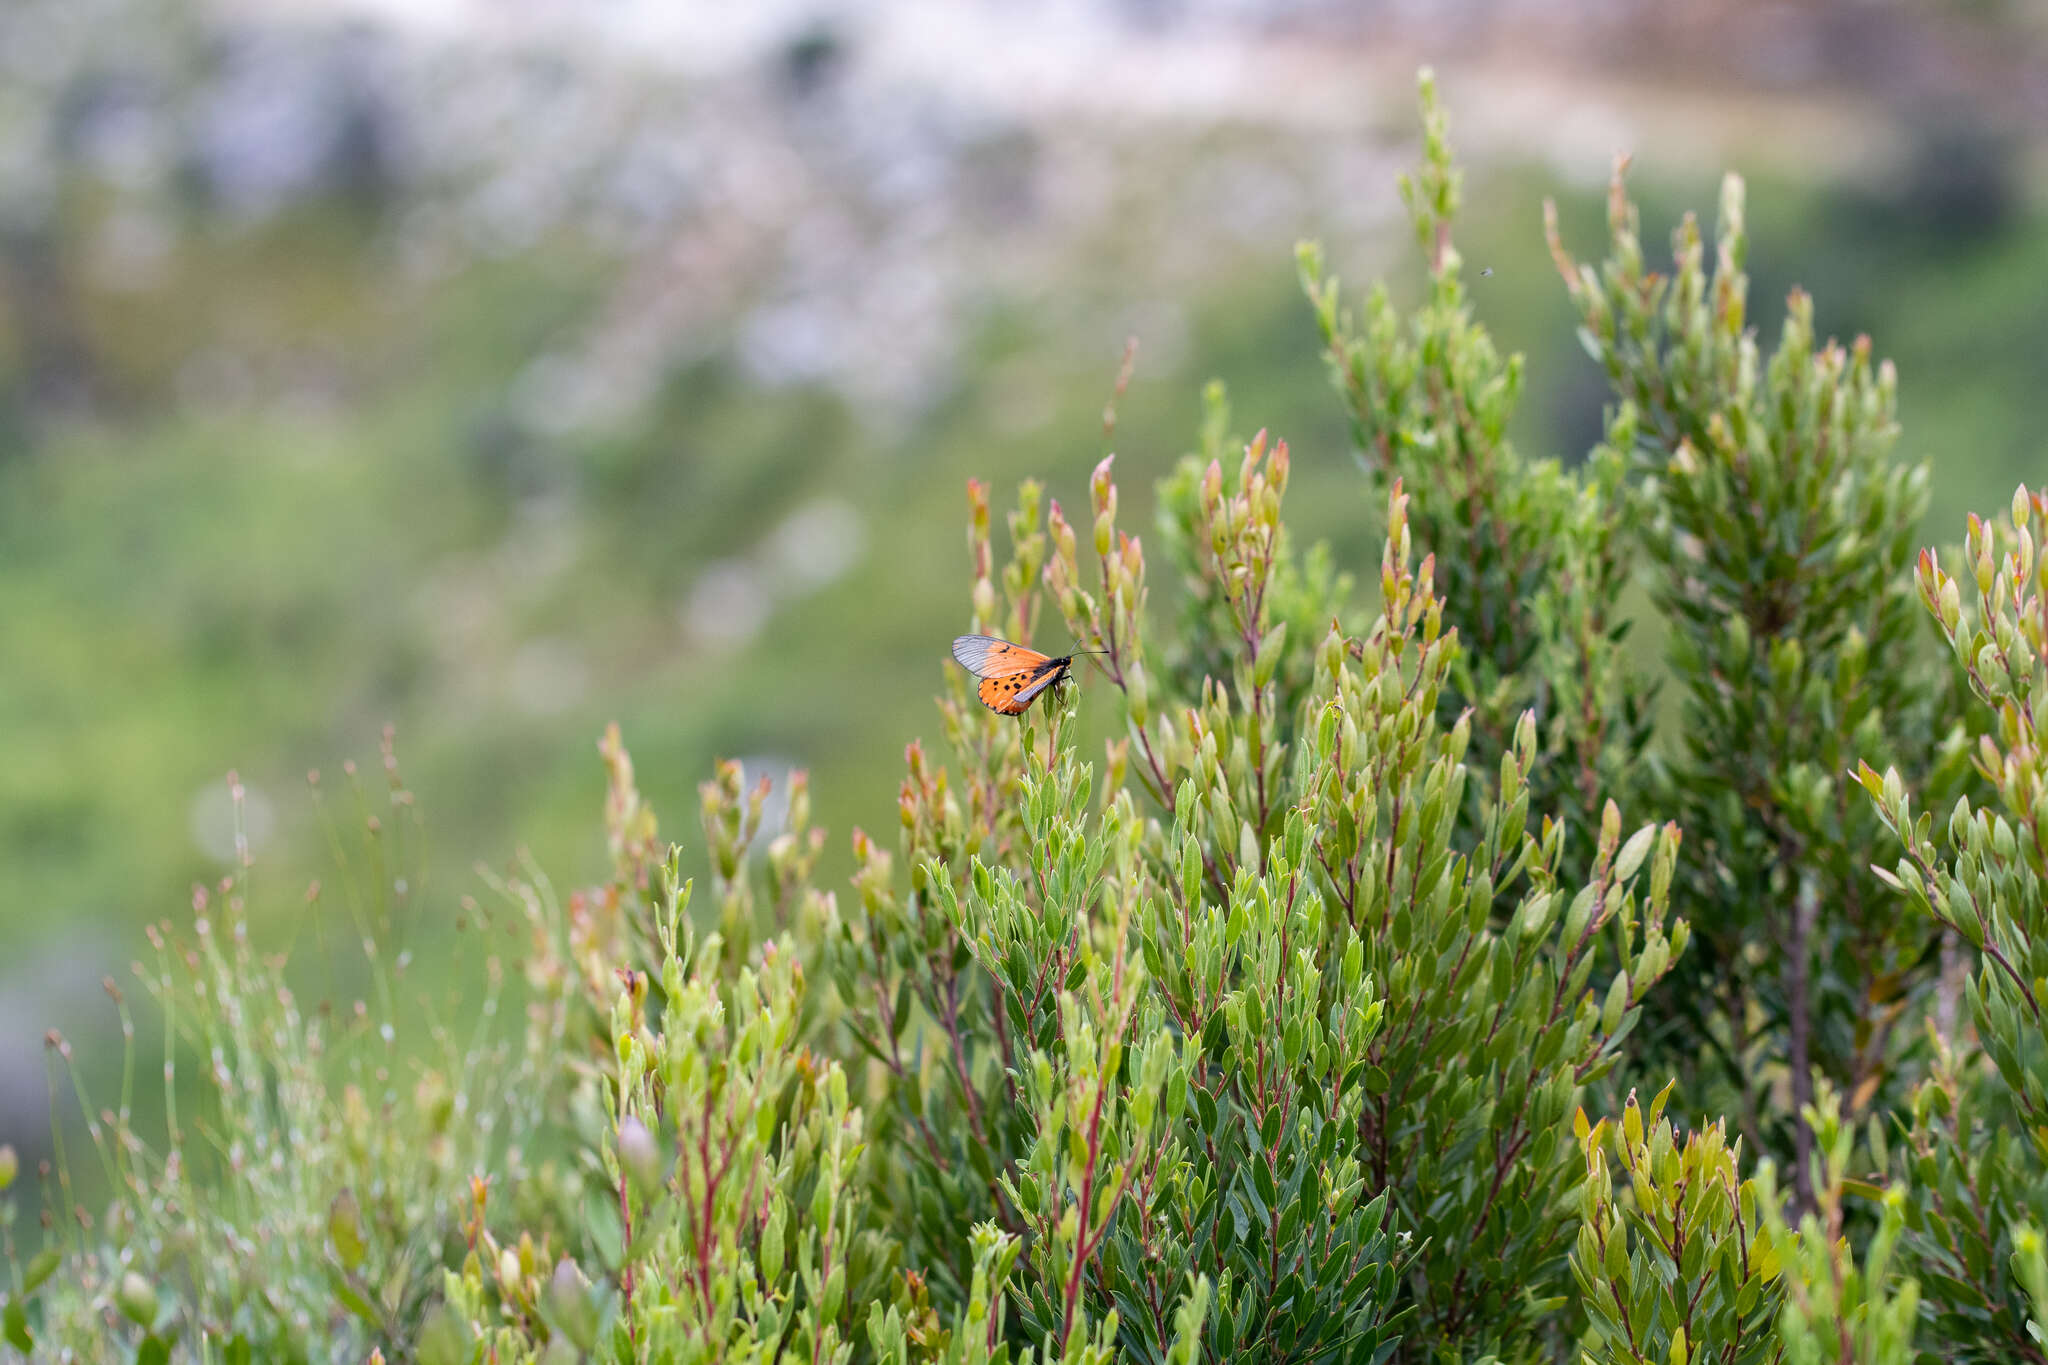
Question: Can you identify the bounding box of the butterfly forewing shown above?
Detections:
[952,634,1051,678]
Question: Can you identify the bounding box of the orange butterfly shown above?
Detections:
[950,635,1105,716]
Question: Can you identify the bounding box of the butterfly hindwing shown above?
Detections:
[1010,666,1065,709]
[977,660,1066,715]
[977,673,1026,714]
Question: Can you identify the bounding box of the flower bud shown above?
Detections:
[116,1271,158,1327]
[1047,498,1076,563]
[1241,428,1268,489]
[617,1115,660,1191]
[547,1257,600,1350]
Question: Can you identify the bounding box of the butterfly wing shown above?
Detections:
[976,660,1069,715]
[1010,665,1067,709]
[952,635,1051,678]
[954,636,1071,715]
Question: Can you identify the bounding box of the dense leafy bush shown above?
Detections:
[10,69,2048,1364]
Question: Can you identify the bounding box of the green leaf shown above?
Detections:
[328,1188,367,1272]
[1195,1084,1221,1136]
[22,1249,58,1294]
[416,1303,476,1365]
[762,1200,787,1284]
[1613,824,1657,883]
[327,1266,381,1328]
[1253,1152,1279,1211]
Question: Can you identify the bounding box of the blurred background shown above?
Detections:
[5,0,2048,1151]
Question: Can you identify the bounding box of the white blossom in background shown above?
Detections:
[681,498,867,653]
[683,558,771,652]
[762,498,867,595]
[507,637,592,716]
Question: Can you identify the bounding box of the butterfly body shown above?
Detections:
[950,635,1100,716]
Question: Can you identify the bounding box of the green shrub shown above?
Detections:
[1547,145,1969,1201]
[13,67,2048,1365]
[1,739,578,1362]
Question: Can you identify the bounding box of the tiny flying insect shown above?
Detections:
[950,635,1106,716]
